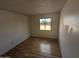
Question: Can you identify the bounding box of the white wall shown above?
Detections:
[60,0,79,57]
[0,10,30,55]
[29,13,60,39]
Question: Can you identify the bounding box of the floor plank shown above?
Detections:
[2,37,61,58]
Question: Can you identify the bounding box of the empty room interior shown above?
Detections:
[0,0,79,58]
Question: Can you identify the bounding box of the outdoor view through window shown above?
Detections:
[40,18,51,31]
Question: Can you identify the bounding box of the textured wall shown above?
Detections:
[0,10,30,55]
[59,0,79,57]
[29,12,60,39]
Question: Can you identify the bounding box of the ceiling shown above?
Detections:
[0,0,66,15]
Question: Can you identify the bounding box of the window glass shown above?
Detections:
[40,18,51,31]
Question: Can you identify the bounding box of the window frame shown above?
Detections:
[40,18,52,31]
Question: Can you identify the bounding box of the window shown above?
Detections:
[40,18,51,31]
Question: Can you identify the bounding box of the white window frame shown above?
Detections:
[40,18,51,31]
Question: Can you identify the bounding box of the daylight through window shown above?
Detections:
[40,18,51,31]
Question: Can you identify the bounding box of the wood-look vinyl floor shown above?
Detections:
[2,37,61,58]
